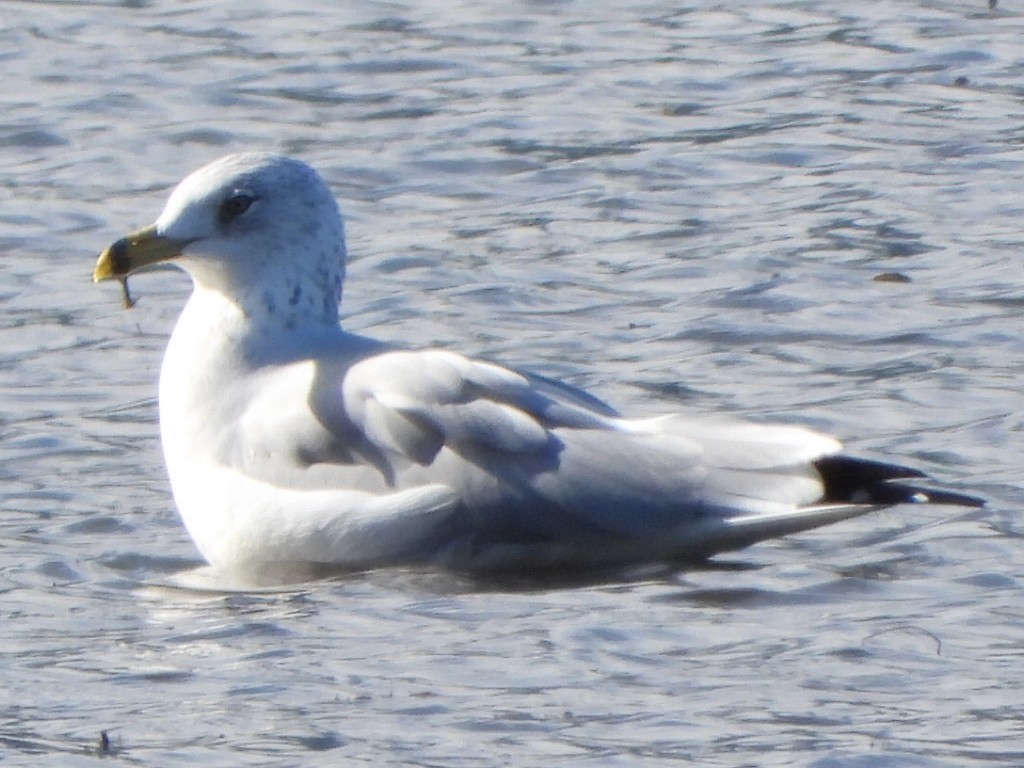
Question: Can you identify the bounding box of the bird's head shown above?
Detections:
[95,152,347,329]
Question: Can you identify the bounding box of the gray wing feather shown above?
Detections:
[329,350,844,545]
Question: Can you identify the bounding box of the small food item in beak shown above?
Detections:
[119,276,136,309]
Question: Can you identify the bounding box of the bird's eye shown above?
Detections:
[219,192,257,224]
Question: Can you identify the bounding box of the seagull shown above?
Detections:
[93,152,982,580]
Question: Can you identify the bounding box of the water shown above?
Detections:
[2,0,1023,764]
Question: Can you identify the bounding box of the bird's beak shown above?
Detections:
[93,225,189,282]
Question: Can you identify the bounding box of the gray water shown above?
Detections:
[2,0,1023,764]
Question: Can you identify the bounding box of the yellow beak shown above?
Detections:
[93,225,189,282]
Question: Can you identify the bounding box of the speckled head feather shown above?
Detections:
[156,152,347,329]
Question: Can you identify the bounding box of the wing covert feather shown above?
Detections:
[340,350,609,463]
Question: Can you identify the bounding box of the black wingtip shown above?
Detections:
[815,455,985,509]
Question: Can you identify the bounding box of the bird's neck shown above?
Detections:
[178,280,342,354]
[159,284,344,421]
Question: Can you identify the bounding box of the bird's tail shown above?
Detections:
[684,456,983,556]
[814,455,985,508]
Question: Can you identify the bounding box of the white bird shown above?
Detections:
[93,152,981,581]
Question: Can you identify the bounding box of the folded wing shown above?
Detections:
[225,346,980,569]
[332,351,861,549]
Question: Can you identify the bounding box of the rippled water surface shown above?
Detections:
[3,1,1024,764]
